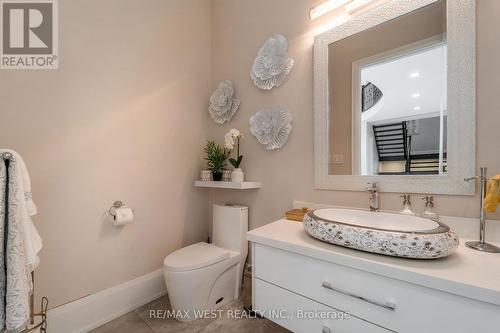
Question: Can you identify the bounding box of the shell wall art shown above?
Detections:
[249,105,292,150]
[209,80,240,124]
[250,34,294,90]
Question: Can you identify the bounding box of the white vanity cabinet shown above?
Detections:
[249,220,500,333]
[254,277,390,333]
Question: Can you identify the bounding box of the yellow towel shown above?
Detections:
[484,175,500,213]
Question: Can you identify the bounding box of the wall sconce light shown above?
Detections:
[310,0,351,20]
[310,0,381,20]
[345,0,376,14]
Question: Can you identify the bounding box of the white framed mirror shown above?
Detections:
[314,0,475,195]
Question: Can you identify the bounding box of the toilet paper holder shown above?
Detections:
[108,200,125,218]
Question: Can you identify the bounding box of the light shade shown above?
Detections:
[310,0,351,20]
[345,0,375,14]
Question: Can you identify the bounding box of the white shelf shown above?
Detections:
[194,181,262,189]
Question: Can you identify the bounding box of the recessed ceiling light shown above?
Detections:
[309,0,351,20]
[413,106,421,111]
[410,72,420,78]
[412,93,421,98]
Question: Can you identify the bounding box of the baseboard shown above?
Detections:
[47,269,167,333]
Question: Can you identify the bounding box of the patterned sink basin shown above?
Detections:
[303,208,459,259]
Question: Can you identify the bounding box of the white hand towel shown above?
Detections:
[0,149,42,268]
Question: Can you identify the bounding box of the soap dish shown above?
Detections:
[285,208,309,222]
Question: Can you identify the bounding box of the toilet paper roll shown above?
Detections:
[112,206,134,226]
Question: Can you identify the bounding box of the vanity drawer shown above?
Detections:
[254,278,391,333]
[253,243,500,333]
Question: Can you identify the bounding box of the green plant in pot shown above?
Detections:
[204,140,229,181]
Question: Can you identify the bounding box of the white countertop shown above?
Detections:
[247,219,500,307]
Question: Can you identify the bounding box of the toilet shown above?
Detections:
[163,204,248,322]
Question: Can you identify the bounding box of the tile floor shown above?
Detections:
[90,295,291,333]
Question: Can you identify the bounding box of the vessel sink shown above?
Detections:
[303,208,458,259]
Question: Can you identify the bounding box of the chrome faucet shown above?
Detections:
[367,182,379,212]
[464,167,500,253]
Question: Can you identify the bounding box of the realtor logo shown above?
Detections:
[1,0,58,69]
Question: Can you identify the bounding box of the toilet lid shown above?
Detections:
[164,242,230,272]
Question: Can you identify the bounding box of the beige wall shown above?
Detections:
[208,0,500,236]
[0,0,211,308]
[328,1,446,175]
[1,0,499,313]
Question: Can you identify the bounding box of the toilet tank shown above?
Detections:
[212,204,248,255]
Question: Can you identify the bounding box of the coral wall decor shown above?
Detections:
[250,35,294,90]
[249,105,292,150]
[209,80,240,124]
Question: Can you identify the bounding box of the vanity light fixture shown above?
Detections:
[412,93,421,98]
[310,0,351,20]
[409,72,420,78]
[345,0,375,14]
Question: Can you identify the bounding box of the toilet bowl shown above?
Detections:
[163,205,248,322]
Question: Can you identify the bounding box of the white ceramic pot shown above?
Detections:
[231,168,244,182]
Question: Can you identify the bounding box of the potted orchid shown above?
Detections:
[225,129,245,182]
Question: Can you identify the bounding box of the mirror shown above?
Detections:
[314,0,475,194]
[329,1,447,176]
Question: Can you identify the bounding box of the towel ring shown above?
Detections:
[108,201,124,217]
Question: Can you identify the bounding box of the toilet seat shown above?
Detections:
[164,242,230,272]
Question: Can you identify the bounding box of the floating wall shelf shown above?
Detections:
[194,181,262,190]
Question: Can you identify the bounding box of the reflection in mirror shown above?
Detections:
[328,0,447,176]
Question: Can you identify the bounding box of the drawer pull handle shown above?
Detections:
[321,281,396,311]
[322,325,332,333]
